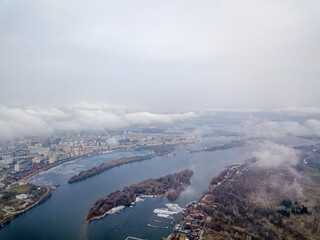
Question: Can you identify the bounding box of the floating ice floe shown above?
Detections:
[153,203,184,219]
[186,201,196,207]
[135,197,145,203]
[140,195,157,198]
[107,205,125,214]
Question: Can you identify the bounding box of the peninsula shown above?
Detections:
[85,169,193,223]
[0,183,55,227]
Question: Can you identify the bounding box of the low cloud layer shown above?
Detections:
[0,103,196,141]
[236,117,320,169]
[252,141,299,168]
[239,117,320,139]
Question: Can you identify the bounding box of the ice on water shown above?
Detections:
[153,203,184,218]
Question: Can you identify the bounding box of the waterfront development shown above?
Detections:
[0,130,195,187]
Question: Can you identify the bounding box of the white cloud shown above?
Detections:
[238,117,320,139]
[0,103,197,141]
[252,141,299,168]
[124,112,196,125]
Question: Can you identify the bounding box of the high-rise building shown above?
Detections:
[49,152,57,163]
[14,163,20,172]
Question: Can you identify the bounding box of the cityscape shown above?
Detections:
[0,130,196,187]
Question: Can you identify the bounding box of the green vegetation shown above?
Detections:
[277,209,290,217]
[10,184,33,194]
[281,200,293,208]
[291,205,309,215]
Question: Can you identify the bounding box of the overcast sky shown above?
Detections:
[1,0,319,111]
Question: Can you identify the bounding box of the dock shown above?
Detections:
[151,219,174,225]
[147,224,171,229]
[125,236,146,240]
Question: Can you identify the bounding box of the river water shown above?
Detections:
[0,136,313,240]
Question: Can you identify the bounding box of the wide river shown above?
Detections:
[0,136,312,240]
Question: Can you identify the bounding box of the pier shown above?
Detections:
[147,224,171,229]
[151,219,174,225]
[125,236,146,240]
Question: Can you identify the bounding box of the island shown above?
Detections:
[85,169,193,223]
[69,154,154,183]
[188,139,248,153]
[168,143,320,240]
[69,145,176,183]
[187,138,261,154]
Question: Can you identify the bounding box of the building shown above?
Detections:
[14,163,20,172]
[32,156,41,164]
[0,156,13,165]
[16,194,29,200]
[0,156,13,168]
[49,152,57,163]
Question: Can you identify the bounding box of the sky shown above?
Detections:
[0,0,320,112]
